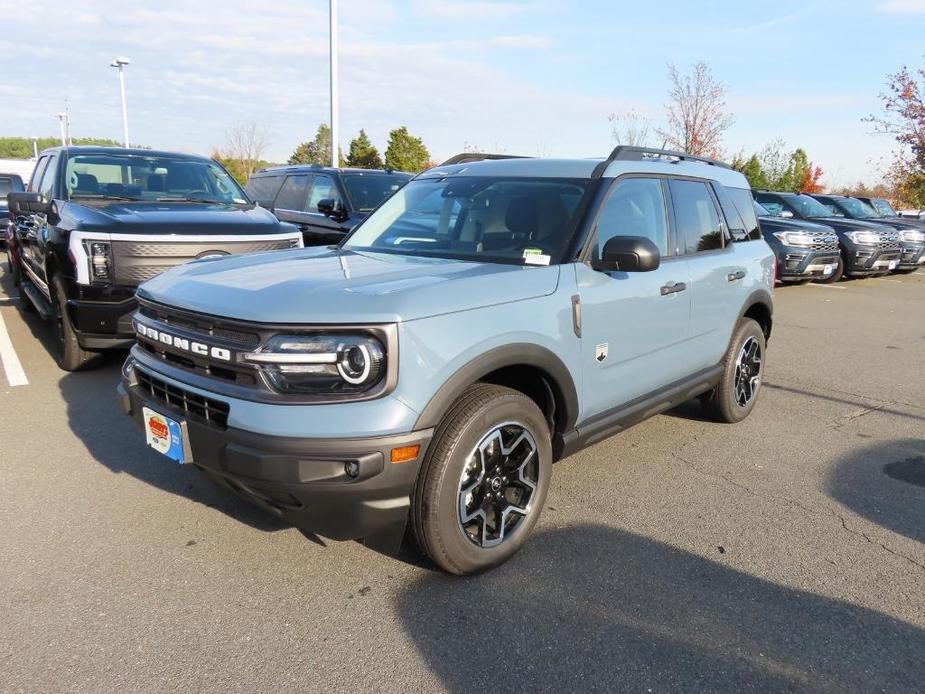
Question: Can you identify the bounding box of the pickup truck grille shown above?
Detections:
[136,366,230,428]
[111,237,299,286]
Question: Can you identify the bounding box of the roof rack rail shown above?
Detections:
[439,153,531,166]
[591,145,731,178]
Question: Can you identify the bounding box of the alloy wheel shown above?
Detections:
[734,336,762,407]
[457,422,539,548]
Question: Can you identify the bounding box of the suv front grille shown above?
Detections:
[138,303,260,348]
[136,367,229,428]
[808,232,839,252]
[877,231,900,250]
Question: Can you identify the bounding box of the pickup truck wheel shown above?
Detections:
[412,383,552,575]
[701,318,765,424]
[52,276,101,372]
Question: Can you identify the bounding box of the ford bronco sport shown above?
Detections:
[6,147,302,370]
[118,147,774,574]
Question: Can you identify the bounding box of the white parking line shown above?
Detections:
[871,278,902,284]
[0,310,28,386]
[806,283,846,290]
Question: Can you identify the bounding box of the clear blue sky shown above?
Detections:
[2,0,922,187]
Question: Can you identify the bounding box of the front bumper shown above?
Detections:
[898,242,925,269]
[69,295,137,349]
[117,358,432,542]
[775,248,840,281]
[843,246,902,276]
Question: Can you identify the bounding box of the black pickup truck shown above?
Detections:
[6,146,302,370]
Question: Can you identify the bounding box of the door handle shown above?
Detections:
[727,270,746,282]
[660,281,687,296]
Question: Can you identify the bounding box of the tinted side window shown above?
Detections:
[307,174,343,212]
[245,175,283,207]
[670,179,723,253]
[722,186,761,240]
[38,155,58,198]
[594,177,669,256]
[274,175,310,211]
[29,157,49,192]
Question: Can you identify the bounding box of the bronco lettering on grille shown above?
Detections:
[135,322,232,361]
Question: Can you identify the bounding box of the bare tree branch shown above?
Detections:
[657,61,734,159]
[223,120,270,182]
[607,110,652,147]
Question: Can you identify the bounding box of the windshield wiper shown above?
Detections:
[156,196,225,204]
[70,194,144,201]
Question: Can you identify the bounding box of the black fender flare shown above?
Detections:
[738,288,773,339]
[413,343,580,432]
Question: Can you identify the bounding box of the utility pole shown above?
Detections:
[110,57,131,147]
[56,113,67,146]
[31,136,38,159]
[329,0,338,168]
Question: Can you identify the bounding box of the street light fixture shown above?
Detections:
[329,0,338,168]
[110,56,131,148]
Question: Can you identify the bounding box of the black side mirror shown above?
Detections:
[317,197,346,220]
[593,235,660,272]
[8,191,52,216]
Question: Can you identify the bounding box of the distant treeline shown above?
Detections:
[0,136,123,158]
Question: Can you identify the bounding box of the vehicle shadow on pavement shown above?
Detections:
[396,524,924,693]
[58,363,288,532]
[828,438,925,545]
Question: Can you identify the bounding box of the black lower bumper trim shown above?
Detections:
[118,378,433,542]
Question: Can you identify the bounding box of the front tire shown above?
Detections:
[816,256,844,284]
[411,384,552,575]
[52,276,101,371]
[701,318,766,424]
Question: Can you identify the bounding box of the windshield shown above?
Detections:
[341,173,411,213]
[342,176,590,265]
[65,153,248,203]
[838,197,879,219]
[0,176,23,195]
[788,194,838,218]
[753,201,772,217]
[869,198,896,217]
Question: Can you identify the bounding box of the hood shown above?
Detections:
[806,216,897,234]
[137,247,562,324]
[63,200,284,236]
[878,215,925,231]
[758,216,835,233]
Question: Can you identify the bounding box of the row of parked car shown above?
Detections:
[0,144,918,574]
[754,191,925,284]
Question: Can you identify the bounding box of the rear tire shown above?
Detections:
[816,256,844,284]
[52,276,101,371]
[701,318,766,424]
[411,383,552,575]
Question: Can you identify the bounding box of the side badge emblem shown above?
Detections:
[595,343,608,363]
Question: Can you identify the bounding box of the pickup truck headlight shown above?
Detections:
[84,241,112,283]
[844,230,881,245]
[772,231,815,247]
[243,334,386,394]
[899,228,925,243]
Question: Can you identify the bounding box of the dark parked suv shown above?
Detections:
[6,147,302,371]
[246,165,411,244]
[754,201,840,283]
[754,191,900,281]
[839,195,925,272]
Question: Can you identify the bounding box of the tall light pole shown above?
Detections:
[31,136,38,159]
[329,0,339,168]
[56,113,68,146]
[110,57,131,147]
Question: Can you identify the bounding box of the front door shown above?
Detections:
[577,176,692,419]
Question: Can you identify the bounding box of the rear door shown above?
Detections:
[270,174,312,230]
[668,178,743,371]
[18,155,55,295]
[576,176,692,417]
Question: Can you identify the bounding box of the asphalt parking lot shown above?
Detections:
[1,265,923,693]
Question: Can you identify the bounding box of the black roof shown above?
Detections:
[37,145,215,162]
[254,164,412,176]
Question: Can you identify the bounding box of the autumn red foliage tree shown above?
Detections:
[865,64,925,206]
[799,163,824,193]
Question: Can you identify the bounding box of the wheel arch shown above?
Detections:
[740,289,773,341]
[413,343,580,444]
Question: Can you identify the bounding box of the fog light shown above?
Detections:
[344,461,360,478]
[390,445,420,464]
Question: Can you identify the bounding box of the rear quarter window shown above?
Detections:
[723,186,761,240]
[245,174,284,207]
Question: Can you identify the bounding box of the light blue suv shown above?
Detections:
[118,147,774,574]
